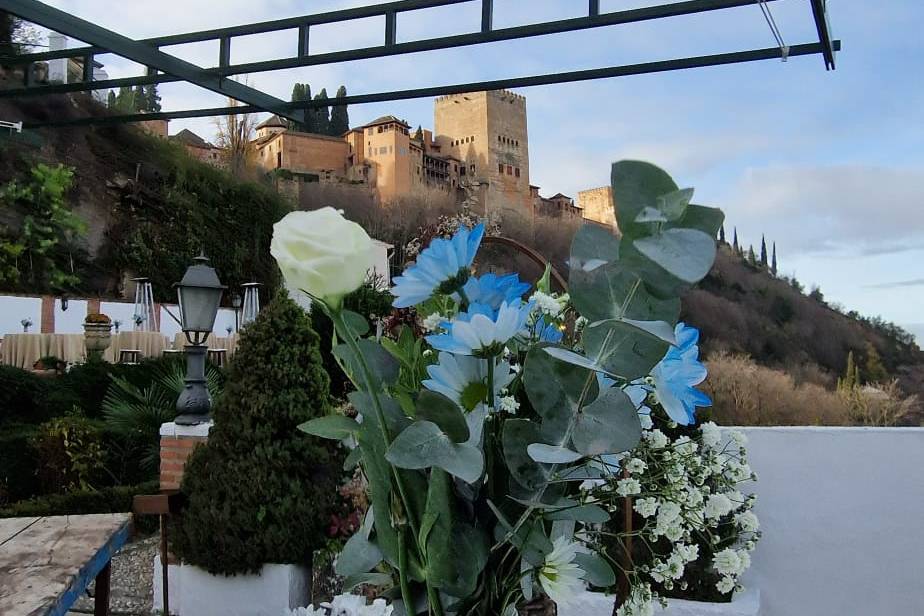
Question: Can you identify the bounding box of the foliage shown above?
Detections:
[85,312,112,323]
[0,162,88,293]
[0,423,40,505]
[0,365,47,424]
[313,88,331,135]
[290,160,722,614]
[32,412,106,493]
[102,359,224,471]
[171,293,345,575]
[290,83,314,133]
[213,95,257,172]
[0,10,40,58]
[330,86,350,136]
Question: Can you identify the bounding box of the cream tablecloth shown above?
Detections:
[0,333,87,368]
[103,331,170,362]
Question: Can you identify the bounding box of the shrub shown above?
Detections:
[32,413,106,493]
[0,365,46,424]
[0,423,40,505]
[171,293,344,575]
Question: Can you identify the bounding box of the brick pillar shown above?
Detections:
[159,421,212,491]
[40,295,55,333]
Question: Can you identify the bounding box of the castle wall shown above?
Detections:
[578,186,618,230]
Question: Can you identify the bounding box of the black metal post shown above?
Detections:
[175,344,211,425]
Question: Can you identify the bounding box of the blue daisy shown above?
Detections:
[427,300,533,356]
[650,322,712,425]
[457,272,530,310]
[533,315,564,343]
[391,223,485,308]
[423,352,514,412]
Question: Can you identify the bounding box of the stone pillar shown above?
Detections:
[159,421,212,491]
[40,295,55,333]
[87,298,101,315]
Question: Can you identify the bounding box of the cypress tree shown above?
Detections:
[133,84,146,112]
[747,245,756,265]
[314,88,330,136]
[719,223,726,243]
[863,342,888,384]
[328,85,350,136]
[172,293,344,575]
[771,241,778,275]
[290,83,306,131]
[760,234,768,266]
[106,90,116,109]
[302,83,315,134]
[143,84,161,113]
[732,227,740,254]
[413,125,423,141]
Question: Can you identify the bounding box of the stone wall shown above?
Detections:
[578,186,618,230]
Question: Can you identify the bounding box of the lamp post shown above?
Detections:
[231,292,242,331]
[174,255,225,425]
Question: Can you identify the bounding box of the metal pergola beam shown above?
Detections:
[20,40,841,130]
[0,0,302,122]
[0,0,788,100]
[809,0,836,70]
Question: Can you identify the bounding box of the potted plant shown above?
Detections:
[32,355,65,375]
[83,312,113,358]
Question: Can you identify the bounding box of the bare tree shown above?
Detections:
[213,89,256,172]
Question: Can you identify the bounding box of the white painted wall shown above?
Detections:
[53,298,88,333]
[739,427,924,616]
[101,301,140,333]
[0,296,42,335]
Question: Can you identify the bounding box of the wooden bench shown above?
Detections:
[0,513,131,616]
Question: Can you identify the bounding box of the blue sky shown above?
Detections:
[43,0,924,340]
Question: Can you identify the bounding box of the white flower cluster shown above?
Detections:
[421,312,445,332]
[587,421,761,615]
[287,594,393,616]
[529,290,570,317]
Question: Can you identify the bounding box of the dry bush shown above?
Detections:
[702,352,917,426]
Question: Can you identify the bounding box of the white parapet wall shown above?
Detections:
[739,426,924,616]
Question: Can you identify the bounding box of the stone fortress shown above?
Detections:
[249,89,615,228]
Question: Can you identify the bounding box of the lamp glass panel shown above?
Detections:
[178,285,223,332]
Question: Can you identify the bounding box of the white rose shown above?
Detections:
[271,207,376,307]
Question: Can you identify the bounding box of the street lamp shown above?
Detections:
[231,292,243,331]
[174,254,226,425]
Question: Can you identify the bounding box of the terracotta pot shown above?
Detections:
[83,321,113,356]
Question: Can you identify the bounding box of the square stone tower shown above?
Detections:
[434,90,531,219]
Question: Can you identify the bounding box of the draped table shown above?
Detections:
[171,332,240,356]
[103,331,170,362]
[0,333,86,368]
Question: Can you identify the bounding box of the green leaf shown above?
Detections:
[527,443,583,464]
[385,421,484,484]
[583,319,670,380]
[335,510,383,576]
[572,387,642,456]
[633,228,716,284]
[570,224,620,272]
[545,504,610,523]
[569,260,680,325]
[670,203,725,237]
[614,318,676,345]
[634,206,668,224]
[343,445,363,470]
[334,339,400,390]
[489,500,553,567]
[297,415,359,440]
[523,346,597,436]
[502,419,553,491]
[611,160,678,231]
[342,310,371,337]
[415,390,470,443]
[575,552,617,588]
[656,187,695,221]
[542,347,612,376]
[349,391,410,436]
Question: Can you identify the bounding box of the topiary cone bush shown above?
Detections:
[171,292,344,575]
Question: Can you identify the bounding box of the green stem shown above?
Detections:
[486,357,495,410]
[398,530,415,614]
[331,308,444,616]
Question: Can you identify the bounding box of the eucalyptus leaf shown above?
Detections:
[545,504,610,523]
[569,224,620,272]
[334,339,400,390]
[527,443,583,464]
[343,445,362,470]
[490,501,553,567]
[570,260,680,325]
[608,317,676,345]
[575,552,617,588]
[633,228,716,284]
[349,391,410,436]
[297,415,360,440]
[335,510,383,577]
[669,203,725,237]
[341,310,371,338]
[385,421,484,484]
[502,419,552,491]
[572,386,642,456]
[656,187,695,221]
[415,390,470,443]
[542,346,612,376]
[634,206,668,224]
[524,346,597,437]
[583,318,671,380]
[611,160,679,231]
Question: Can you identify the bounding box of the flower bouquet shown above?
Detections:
[272,161,725,615]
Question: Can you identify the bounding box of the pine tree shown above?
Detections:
[106,90,116,109]
[313,88,330,136]
[863,342,888,384]
[133,84,146,112]
[143,84,161,113]
[719,223,726,243]
[732,227,740,254]
[328,85,350,136]
[760,234,768,266]
[172,293,344,574]
[771,241,778,276]
[413,125,423,141]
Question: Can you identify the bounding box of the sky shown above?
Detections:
[36,0,924,341]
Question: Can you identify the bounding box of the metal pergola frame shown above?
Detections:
[0,0,838,129]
